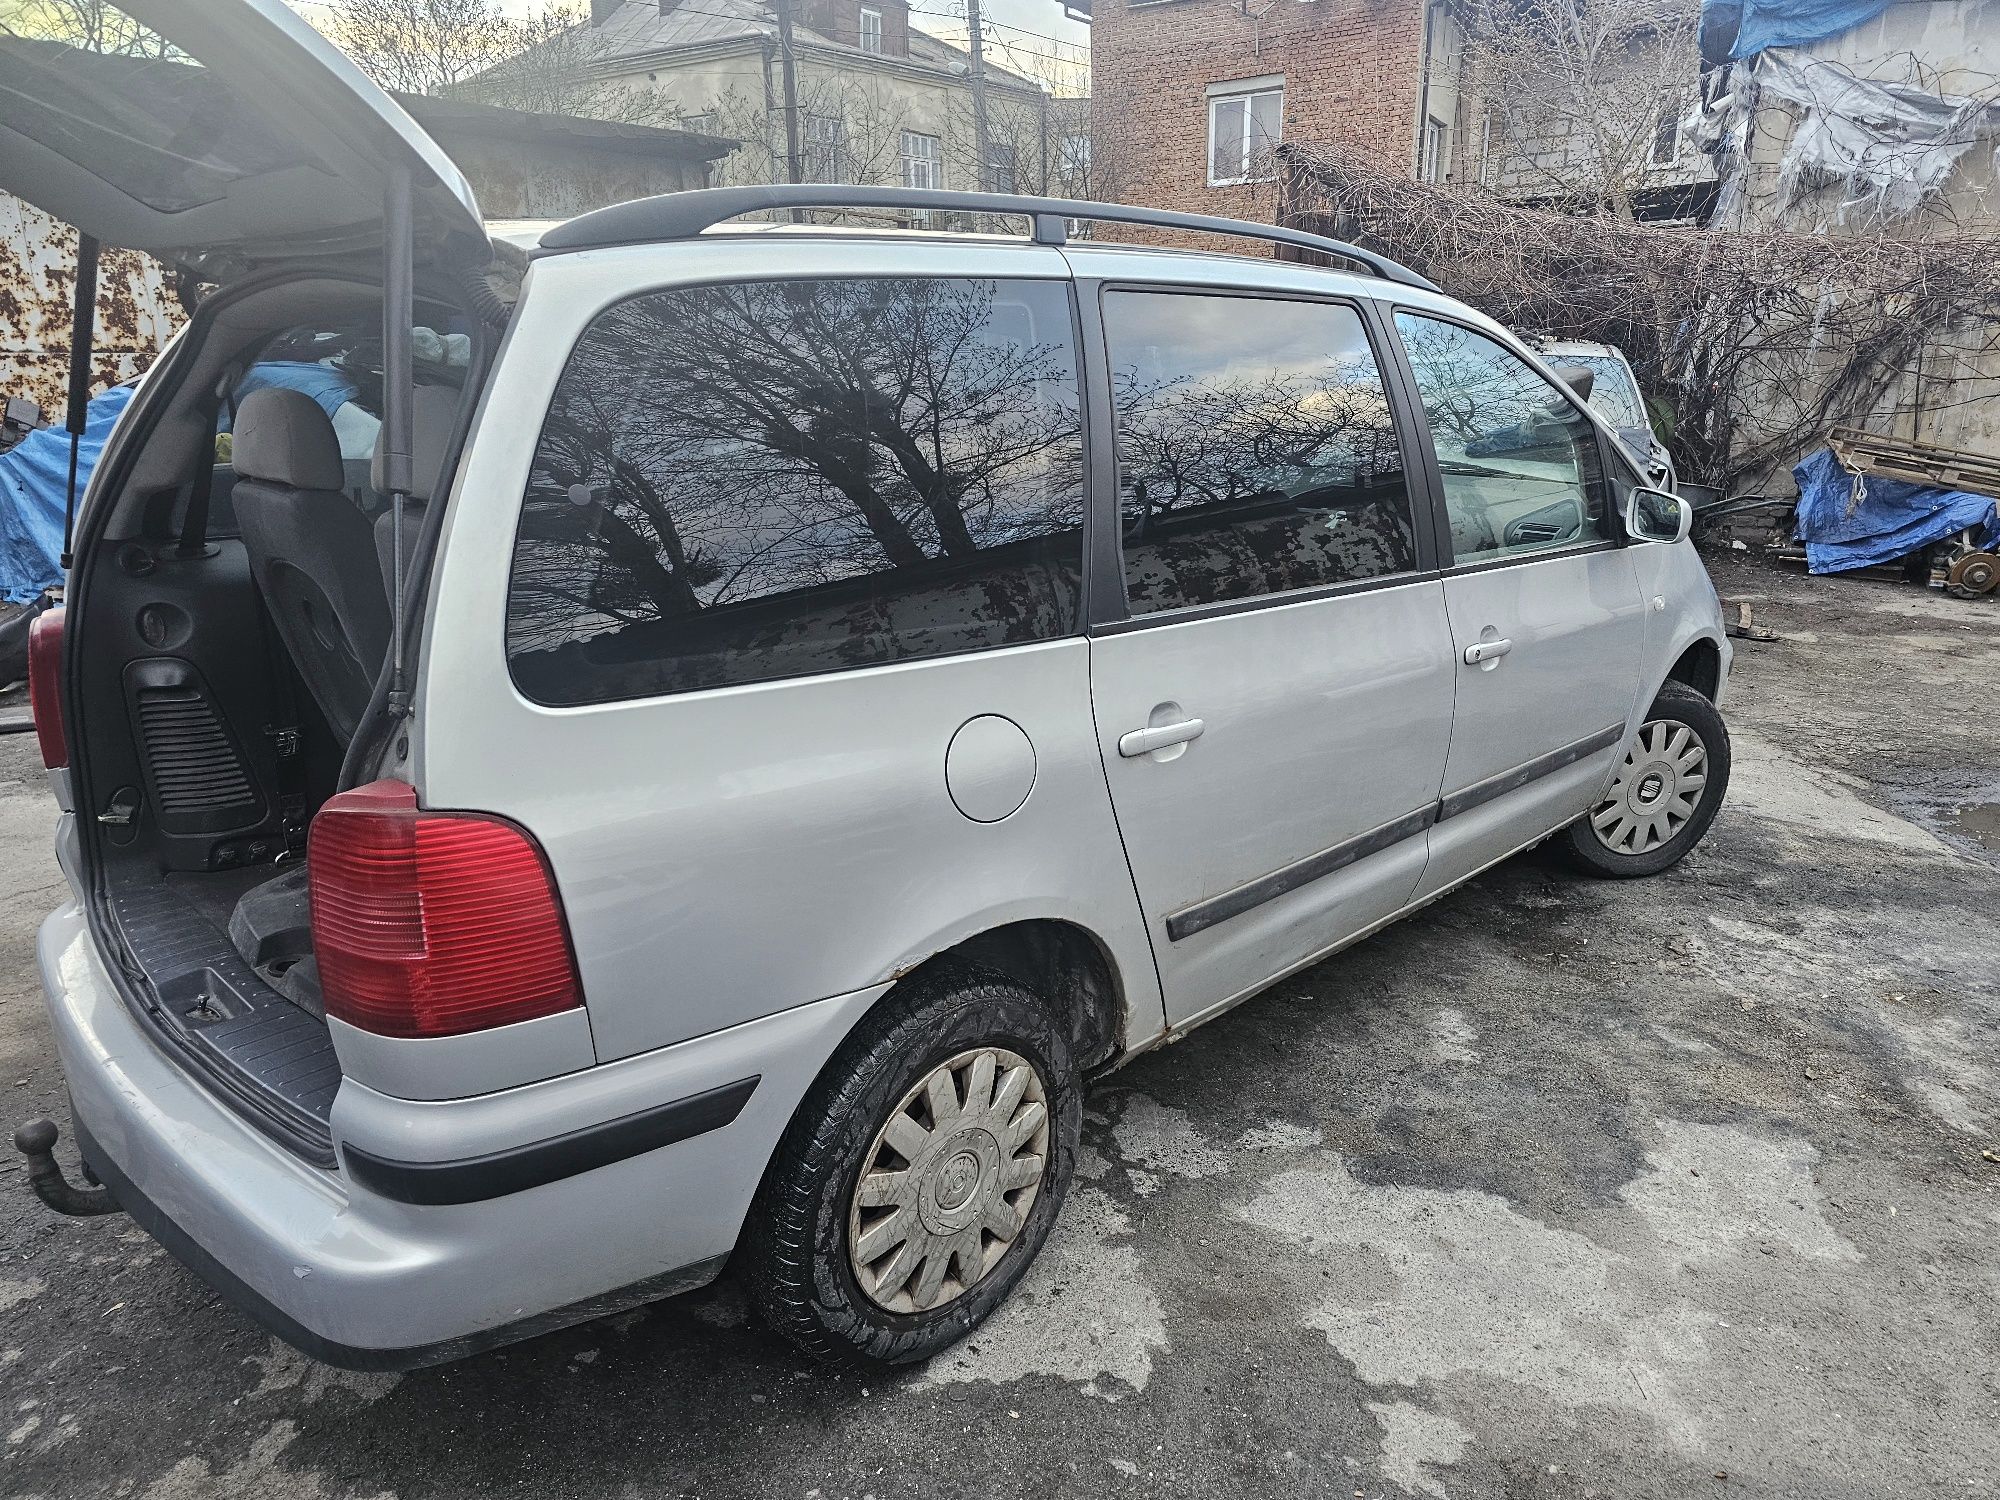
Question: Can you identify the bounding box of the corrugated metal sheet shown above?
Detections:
[0,193,182,421]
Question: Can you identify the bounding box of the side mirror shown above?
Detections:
[1624,485,1692,545]
[1552,364,1595,402]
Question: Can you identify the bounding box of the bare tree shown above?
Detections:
[312,0,681,125]
[0,0,176,53]
[1463,0,1703,218]
[1283,142,2000,490]
[315,0,526,96]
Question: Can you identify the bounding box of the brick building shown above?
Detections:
[1084,0,1435,223]
[1081,0,1713,226]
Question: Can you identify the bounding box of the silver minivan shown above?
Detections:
[9,3,1731,1369]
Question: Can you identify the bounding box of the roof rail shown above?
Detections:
[536,184,1440,291]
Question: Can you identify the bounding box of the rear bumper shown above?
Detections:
[37,902,883,1367]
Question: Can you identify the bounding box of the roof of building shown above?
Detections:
[396,91,735,160]
[583,0,1040,90]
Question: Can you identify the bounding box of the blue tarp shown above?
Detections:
[1701,0,1900,62]
[1793,446,2000,573]
[0,383,135,605]
[0,361,361,607]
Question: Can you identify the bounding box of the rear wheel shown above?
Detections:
[741,968,1080,1365]
[1559,680,1730,878]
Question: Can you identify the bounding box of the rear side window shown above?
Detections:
[506,277,1085,705]
[1102,290,1419,616]
[1393,313,1609,564]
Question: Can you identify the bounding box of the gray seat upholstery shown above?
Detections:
[372,383,458,605]
[231,387,389,743]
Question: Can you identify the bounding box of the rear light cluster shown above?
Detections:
[27,607,67,770]
[307,779,583,1039]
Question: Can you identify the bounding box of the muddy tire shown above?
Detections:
[1559,680,1731,878]
[740,967,1080,1366]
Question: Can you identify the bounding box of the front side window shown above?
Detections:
[506,278,1085,704]
[1105,290,1419,616]
[900,129,941,189]
[1394,313,1608,565]
[1208,85,1282,186]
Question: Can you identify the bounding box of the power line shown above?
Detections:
[906,4,1090,54]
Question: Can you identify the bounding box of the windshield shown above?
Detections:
[0,8,312,213]
[1563,353,1649,433]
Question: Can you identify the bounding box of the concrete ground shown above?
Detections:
[2,554,1997,1500]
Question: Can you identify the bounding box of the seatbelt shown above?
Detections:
[177,376,234,558]
[259,609,309,859]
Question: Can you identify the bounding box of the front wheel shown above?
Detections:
[1559,680,1731,878]
[740,968,1080,1366]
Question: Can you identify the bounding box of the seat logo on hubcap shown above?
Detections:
[936,1151,981,1210]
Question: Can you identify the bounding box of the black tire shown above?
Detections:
[740,966,1081,1366]
[1558,679,1731,878]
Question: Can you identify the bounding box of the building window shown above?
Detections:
[680,110,717,135]
[805,112,848,182]
[1420,115,1450,183]
[859,5,883,53]
[900,129,942,190]
[986,143,1017,194]
[1058,132,1091,187]
[1207,83,1282,187]
[1650,97,1683,167]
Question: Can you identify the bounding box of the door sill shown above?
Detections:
[1156,811,1579,1044]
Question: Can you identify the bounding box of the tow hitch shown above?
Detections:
[12,1118,122,1217]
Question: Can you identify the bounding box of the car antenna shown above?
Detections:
[58,232,100,571]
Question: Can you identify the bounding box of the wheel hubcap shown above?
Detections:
[847,1046,1050,1314]
[1590,718,1708,855]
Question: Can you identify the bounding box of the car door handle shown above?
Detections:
[1118,718,1206,757]
[1463,638,1513,665]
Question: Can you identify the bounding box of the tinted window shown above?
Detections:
[1104,291,1418,616]
[1395,314,1608,564]
[506,278,1084,704]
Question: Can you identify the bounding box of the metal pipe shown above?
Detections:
[382,166,414,719]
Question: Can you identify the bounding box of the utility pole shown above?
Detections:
[773,0,804,200]
[965,0,992,190]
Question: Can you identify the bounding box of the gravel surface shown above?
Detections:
[2,553,1997,1499]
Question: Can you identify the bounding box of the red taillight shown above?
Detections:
[27,607,67,770]
[307,779,583,1038]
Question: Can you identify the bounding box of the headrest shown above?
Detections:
[371,384,459,502]
[231,387,344,491]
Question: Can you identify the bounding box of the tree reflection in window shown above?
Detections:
[507,277,1085,704]
[1104,291,1417,615]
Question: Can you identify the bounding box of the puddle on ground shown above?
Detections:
[1885,771,2000,864]
[1953,801,2000,852]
